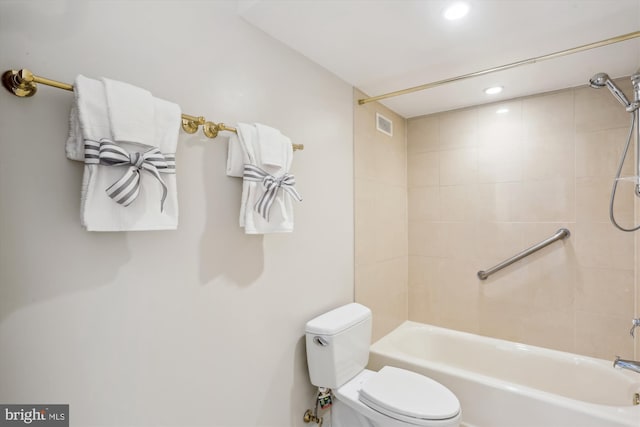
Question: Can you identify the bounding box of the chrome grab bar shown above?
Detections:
[477,228,570,280]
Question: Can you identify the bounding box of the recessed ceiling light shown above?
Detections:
[484,86,503,95]
[496,108,509,114]
[443,2,470,20]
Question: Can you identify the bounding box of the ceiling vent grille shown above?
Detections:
[376,113,393,137]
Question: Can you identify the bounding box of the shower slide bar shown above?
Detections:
[1,68,304,151]
[477,228,570,281]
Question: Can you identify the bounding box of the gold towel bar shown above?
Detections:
[2,68,304,151]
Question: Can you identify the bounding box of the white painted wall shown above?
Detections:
[0,1,354,426]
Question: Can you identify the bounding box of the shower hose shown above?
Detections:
[610,112,640,232]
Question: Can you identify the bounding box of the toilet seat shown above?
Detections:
[359,366,460,425]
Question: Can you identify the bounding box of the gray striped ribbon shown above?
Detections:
[84,139,175,211]
[243,164,302,221]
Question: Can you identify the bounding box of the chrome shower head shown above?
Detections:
[589,72,609,88]
[589,72,631,109]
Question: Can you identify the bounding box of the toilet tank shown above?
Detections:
[305,303,372,389]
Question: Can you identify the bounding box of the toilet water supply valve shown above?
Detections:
[303,387,332,426]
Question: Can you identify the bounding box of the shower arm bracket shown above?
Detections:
[625,102,640,113]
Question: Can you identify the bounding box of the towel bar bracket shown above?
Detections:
[3,69,74,98]
[2,69,38,97]
[181,115,205,134]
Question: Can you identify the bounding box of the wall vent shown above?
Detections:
[376,112,393,137]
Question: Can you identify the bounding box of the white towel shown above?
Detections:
[66,75,181,231]
[256,123,288,168]
[66,75,110,160]
[226,134,248,178]
[103,78,154,144]
[233,123,301,234]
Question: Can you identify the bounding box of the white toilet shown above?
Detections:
[305,303,461,427]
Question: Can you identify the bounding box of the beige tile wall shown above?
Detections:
[354,89,408,341]
[637,212,640,358]
[407,79,637,359]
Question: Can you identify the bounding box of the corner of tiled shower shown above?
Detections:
[635,188,640,359]
[355,77,639,360]
[353,87,409,342]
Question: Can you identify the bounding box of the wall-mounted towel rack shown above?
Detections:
[1,68,304,151]
[477,228,570,280]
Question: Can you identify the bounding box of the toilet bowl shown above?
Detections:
[335,369,461,427]
[305,303,461,427]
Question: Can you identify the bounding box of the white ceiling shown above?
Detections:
[239,0,640,118]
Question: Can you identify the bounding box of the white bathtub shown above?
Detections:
[368,321,640,427]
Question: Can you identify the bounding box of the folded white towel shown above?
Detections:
[152,97,181,154]
[66,75,110,161]
[234,122,301,234]
[103,78,155,145]
[66,75,181,231]
[256,123,288,168]
[226,134,249,178]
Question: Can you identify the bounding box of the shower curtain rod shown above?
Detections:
[1,68,304,151]
[358,30,640,106]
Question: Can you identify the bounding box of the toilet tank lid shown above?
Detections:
[305,303,371,336]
